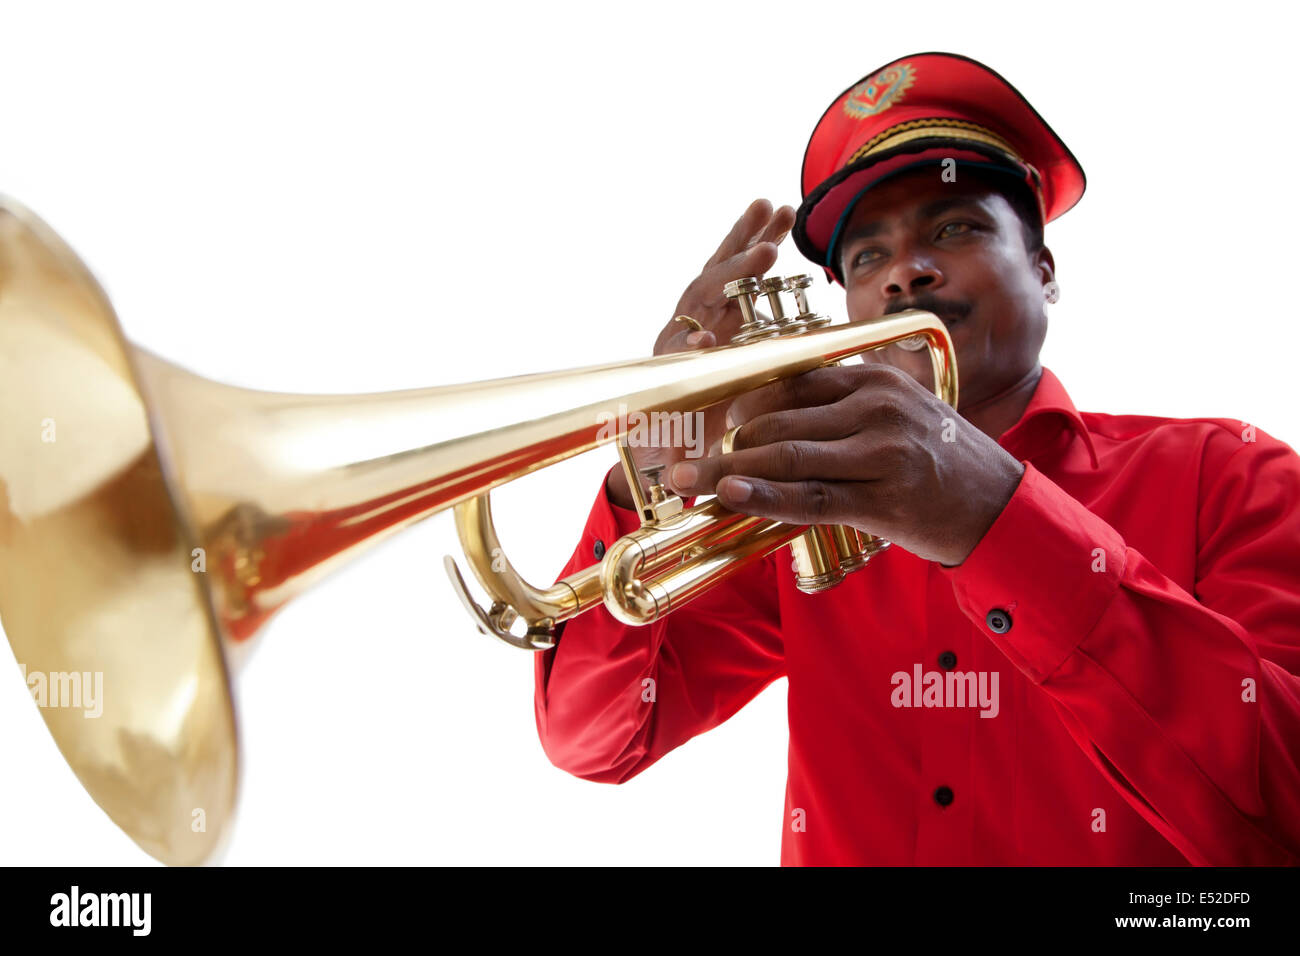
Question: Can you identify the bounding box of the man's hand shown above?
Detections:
[605,197,796,510]
[663,363,1026,567]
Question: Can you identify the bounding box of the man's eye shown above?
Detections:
[937,221,974,238]
[852,248,884,267]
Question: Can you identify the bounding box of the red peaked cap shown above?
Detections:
[793,52,1086,286]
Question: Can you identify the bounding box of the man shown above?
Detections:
[533,52,1300,865]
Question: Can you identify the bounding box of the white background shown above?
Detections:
[2,0,1297,865]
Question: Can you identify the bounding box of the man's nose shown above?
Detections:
[881,252,944,298]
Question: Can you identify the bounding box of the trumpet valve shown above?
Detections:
[790,525,846,593]
[724,276,778,344]
[638,464,684,522]
[759,276,807,335]
[831,526,891,573]
[787,274,831,330]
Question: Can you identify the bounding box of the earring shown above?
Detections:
[1044,281,1060,304]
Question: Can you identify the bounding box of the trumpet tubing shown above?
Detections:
[599,500,806,626]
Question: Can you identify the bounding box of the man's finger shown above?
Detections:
[705,198,774,268]
[754,204,796,247]
[729,402,860,451]
[727,366,877,425]
[658,325,718,355]
[701,238,781,294]
[714,475,872,527]
[681,239,780,342]
[668,437,889,493]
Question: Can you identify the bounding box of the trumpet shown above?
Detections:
[0,196,956,864]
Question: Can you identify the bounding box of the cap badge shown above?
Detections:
[843,63,915,120]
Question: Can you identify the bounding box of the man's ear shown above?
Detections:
[1035,245,1056,288]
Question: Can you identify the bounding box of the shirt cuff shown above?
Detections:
[939,462,1127,684]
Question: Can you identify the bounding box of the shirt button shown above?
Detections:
[593,539,606,560]
[938,650,958,670]
[933,785,954,808]
[986,608,1012,634]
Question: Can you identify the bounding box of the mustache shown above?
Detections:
[883,292,972,324]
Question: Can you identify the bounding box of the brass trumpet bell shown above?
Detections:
[0,196,956,864]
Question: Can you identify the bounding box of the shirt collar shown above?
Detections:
[996,366,1099,469]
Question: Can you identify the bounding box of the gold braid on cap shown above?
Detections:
[846,118,1024,167]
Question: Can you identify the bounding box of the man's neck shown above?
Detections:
[959,363,1043,440]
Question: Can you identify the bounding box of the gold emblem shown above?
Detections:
[844,63,915,119]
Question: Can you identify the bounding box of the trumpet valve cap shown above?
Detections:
[723,277,761,298]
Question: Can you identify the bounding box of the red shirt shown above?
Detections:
[533,367,1300,865]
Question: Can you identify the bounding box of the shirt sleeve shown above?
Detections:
[941,429,1300,865]
[533,468,785,783]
